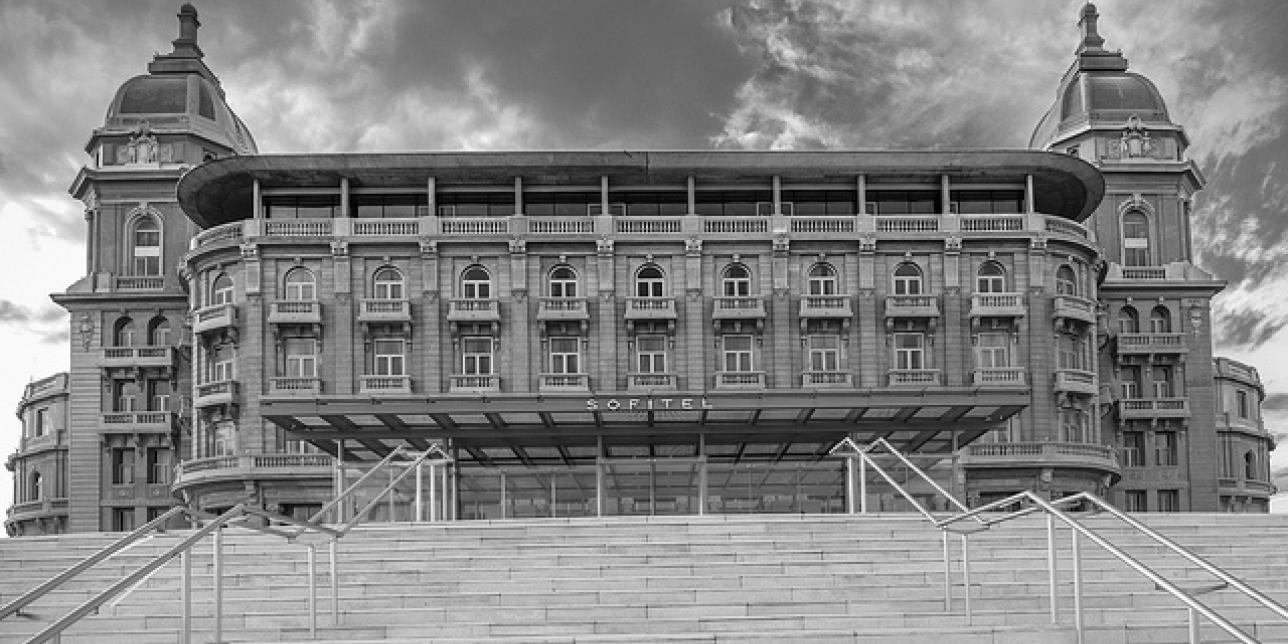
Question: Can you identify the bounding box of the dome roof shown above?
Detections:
[104,74,256,154]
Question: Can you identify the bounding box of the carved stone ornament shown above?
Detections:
[417,239,436,258]
[1106,114,1161,160]
[772,233,789,255]
[685,237,702,257]
[239,242,259,260]
[331,240,350,257]
[944,236,962,253]
[508,238,526,255]
[596,237,614,257]
[78,313,94,351]
[859,236,877,254]
[83,190,100,217]
[115,120,173,165]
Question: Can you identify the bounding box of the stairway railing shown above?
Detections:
[832,436,1287,644]
[0,443,451,644]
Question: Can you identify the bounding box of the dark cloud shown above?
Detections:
[1264,394,1288,412]
[0,299,64,327]
[0,300,30,323]
[1214,308,1288,349]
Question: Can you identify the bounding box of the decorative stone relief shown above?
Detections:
[596,238,614,257]
[115,121,173,165]
[1105,114,1161,160]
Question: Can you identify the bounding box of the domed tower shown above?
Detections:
[53,4,257,532]
[1032,3,1226,512]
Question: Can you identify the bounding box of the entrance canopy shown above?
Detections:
[263,389,1027,466]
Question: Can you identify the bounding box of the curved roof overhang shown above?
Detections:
[177,150,1106,228]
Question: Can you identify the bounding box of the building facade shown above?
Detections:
[6,3,1275,533]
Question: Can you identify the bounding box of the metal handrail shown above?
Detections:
[937,490,1264,644]
[0,504,189,620]
[4,442,454,644]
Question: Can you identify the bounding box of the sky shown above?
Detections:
[1,0,1287,517]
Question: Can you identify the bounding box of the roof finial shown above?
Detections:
[170,3,204,59]
[1077,2,1105,53]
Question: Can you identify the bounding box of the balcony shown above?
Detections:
[269,377,322,396]
[448,298,501,323]
[98,346,176,369]
[100,411,174,430]
[5,497,69,524]
[970,293,1026,318]
[194,380,238,408]
[115,276,164,291]
[539,373,590,392]
[960,442,1120,476]
[799,294,852,318]
[885,295,940,319]
[715,372,766,389]
[268,300,322,325]
[802,371,853,388]
[1218,477,1276,498]
[1116,333,1187,356]
[449,374,500,393]
[193,303,237,336]
[1117,398,1191,420]
[973,368,1027,386]
[16,432,60,454]
[1052,369,1097,396]
[887,369,941,387]
[625,297,677,321]
[628,373,678,391]
[173,454,334,492]
[1052,295,1096,327]
[360,375,412,395]
[536,297,589,323]
[712,296,767,320]
[359,298,412,324]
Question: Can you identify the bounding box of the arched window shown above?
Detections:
[1117,307,1139,334]
[635,265,665,298]
[1123,211,1151,266]
[806,263,837,295]
[549,266,578,298]
[113,317,136,347]
[29,472,42,502]
[210,273,233,305]
[283,267,316,301]
[461,266,492,299]
[147,316,170,346]
[1149,306,1171,333]
[892,263,923,296]
[722,264,751,297]
[976,262,1006,293]
[131,217,161,276]
[372,267,404,300]
[1055,265,1077,296]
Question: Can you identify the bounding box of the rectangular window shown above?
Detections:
[636,336,667,373]
[1060,408,1090,443]
[284,338,318,378]
[146,448,169,485]
[1155,431,1178,467]
[113,380,140,412]
[807,335,841,372]
[723,335,754,372]
[1057,335,1083,370]
[211,421,236,457]
[373,339,405,376]
[1122,431,1145,467]
[112,507,136,532]
[1236,390,1250,419]
[462,337,493,375]
[148,380,170,412]
[975,333,1010,368]
[34,408,49,437]
[209,343,235,382]
[112,448,135,485]
[1157,490,1180,512]
[1122,490,1146,512]
[549,337,580,374]
[894,333,924,370]
[1120,366,1140,399]
[1152,366,1174,398]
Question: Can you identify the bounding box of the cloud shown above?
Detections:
[1264,393,1288,412]
[0,298,65,327]
[1214,307,1288,350]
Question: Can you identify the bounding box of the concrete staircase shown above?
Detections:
[2,513,1288,643]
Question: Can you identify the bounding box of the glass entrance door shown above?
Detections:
[601,458,703,516]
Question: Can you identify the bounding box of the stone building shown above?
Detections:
[6,3,1275,534]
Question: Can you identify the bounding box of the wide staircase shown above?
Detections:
[2,512,1288,643]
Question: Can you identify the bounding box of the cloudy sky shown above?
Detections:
[1,0,1286,516]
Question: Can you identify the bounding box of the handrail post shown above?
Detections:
[1047,512,1058,625]
[1071,524,1084,644]
[961,534,972,623]
[429,462,438,522]
[181,549,192,644]
[213,523,224,644]
[942,531,951,612]
[1189,607,1200,644]
[845,456,855,514]
[415,461,424,522]
[858,454,867,514]
[307,545,317,638]
[330,539,340,625]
